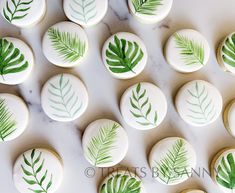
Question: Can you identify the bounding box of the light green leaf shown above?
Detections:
[131,0,162,15]
[222,33,235,67]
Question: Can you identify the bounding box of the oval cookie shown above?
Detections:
[149,137,197,185]
[82,119,128,167]
[181,190,205,193]
[175,80,222,127]
[102,32,148,79]
[41,73,88,122]
[223,100,235,138]
[120,82,167,130]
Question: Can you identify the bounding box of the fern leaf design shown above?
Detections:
[3,0,33,23]
[129,83,158,126]
[48,27,86,62]
[105,35,144,74]
[174,33,205,66]
[222,33,235,67]
[21,149,53,193]
[155,139,189,184]
[85,123,119,166]
[131,0,162,15]
[0,98,17,141]
[48,74,83,119]
[187,82,216,124]
[69,0,97,23]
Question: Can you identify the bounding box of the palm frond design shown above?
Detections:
[0,98,17,141]
[100,173,141,193]
[186,82,216,125]
[105,35,144,74]
[21,149,53,193]
[129,83,158,126]
[85,123,119,166]
[48,27,86,62]
[3,0,33,23]
[155,139,188,184]
[69,0,97,24]
[174,33,205,66]
[131,0,162,15]
[48,74,83,119]
[222,33,235,67]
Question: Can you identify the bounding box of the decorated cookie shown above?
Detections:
[181,190,205,193]
[128,0,173,24]
[102,32,148,79]
[0,94,28,142]
[13,148,63,193]
[42,21,88,67]
[63,0,108,27]
[41,73,88,122]
[120,82,167,130]
[82,119,128,167]
[0,37,34,85]
[165,29,210,73]
[175,80,222,127]
[149,137,197,185]
[217,32,235,75]
[0,0,46,28]
[99,170,146,193]
[224,100,235,137]
[211,148,235,193]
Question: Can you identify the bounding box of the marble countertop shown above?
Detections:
[1,0,235,192]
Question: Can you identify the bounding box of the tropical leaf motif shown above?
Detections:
[129,83,158,126]
[222,33,235,67]
[0,98,17,141]
[216,153,235,189]
[174,33,205,66]
[105,35,144,74]
[100,173,141,193]
[69,0,97,24]
[3,0,33,23]
[85,123,119,166]
[186,82,216,125]
[0,38,29,79]
[48,74,83,119]
[155,139,189,184]
[21,149,53,193]
[131,0,162,15]
[48,27,86,62]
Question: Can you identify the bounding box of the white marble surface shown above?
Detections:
[1,0,235,192]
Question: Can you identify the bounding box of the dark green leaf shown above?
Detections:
[132,0,163,15]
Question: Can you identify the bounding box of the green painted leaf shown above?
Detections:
[48,27,86,62]
[0,98,17,141]
[186,82,216,125]
[155,139,189,184]
[174,33,205,66]
[85,123,119,166]
[222,33,235,67]
[100,173,141,193]
[129,83,158,126]
[69,0,97,24]
[3,0,33,23]
[48,74,83,119]
[105,35,144,74]
[131,0,162,15]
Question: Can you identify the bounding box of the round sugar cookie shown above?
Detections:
[13,148,63,193]
[149,137,197,185]
[181,190,205,193]
[82,119,128,167]
[217,32,235,75]
[0,37,34,85]
[128,0,173,24]
[102,32,148,79]
[165,29,210,73]
[42,21,88,67]
[224,100,235,137]
[175,80,222,127]
[63,0,108,27]
[120,82,167,130]
[41,73,88,122]
[0,0,46,28]
[211,148,235,193]
[99,170,146,193]
[0,94,29,142]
